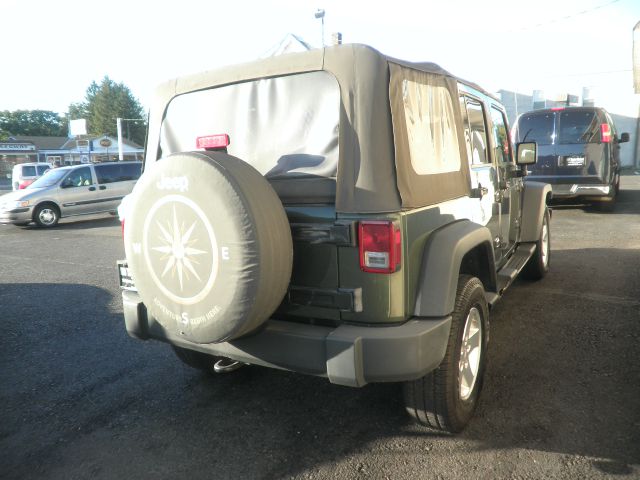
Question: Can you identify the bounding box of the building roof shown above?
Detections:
[13,136,68,150]
[261,33,312,58]
[60,135,142,150]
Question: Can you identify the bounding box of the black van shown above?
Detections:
[512,107,629,209]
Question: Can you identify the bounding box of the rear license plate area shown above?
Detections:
[559,156,585,167]
[117,260,136,290]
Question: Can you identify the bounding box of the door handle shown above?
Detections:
[99,185,107,190]
[470,183,489,199]
[88,186,96,191]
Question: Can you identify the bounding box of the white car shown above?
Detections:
[12,162,51,190]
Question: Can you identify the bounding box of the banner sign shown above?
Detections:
[0,143,36,151]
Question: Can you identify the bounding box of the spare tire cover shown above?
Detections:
[125,151,293,344]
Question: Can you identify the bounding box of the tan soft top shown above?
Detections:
[147,44,488,213]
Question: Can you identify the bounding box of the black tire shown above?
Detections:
[33,203,60,227]
[124,151,293,344]
[172,346,221,374]
[403,275,489,433]
[594,196,616,212]
[521,208,550,280]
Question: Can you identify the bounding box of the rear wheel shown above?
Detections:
[403,275,489,433]
[594,193,616,212]
[522,208,550,280]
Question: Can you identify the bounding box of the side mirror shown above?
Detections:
[620,132,630,143]
[60,179,73,188]
[516,142,537,166]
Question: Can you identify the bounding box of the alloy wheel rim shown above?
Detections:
[541,219,549,268]
[39,209,56,225]
[459,306,482,401]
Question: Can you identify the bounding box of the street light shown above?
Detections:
[314,9,325,47]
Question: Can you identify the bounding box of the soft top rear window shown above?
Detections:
[160,71,340,182]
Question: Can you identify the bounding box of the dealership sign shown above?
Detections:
[0,143,36,151]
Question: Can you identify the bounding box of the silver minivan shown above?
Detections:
[0,162,142,227]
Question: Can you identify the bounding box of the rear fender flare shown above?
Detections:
[520,182,552,242]
[414,220,495,317]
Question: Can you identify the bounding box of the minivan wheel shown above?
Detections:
[403,275,488,433]
[34,204,60,227]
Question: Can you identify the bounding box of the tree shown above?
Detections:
[69,76,147,146]
[0,110,67,138]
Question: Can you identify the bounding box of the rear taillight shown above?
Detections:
[601,124,612,143]
[358,221,401,274]
[121,219,125,240]
[19,180,33,189]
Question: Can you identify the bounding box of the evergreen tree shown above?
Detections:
[69,76,147,146]
[0,110,67,138]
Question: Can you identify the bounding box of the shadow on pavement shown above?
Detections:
[2,244,639,478]
[17,215,120,231]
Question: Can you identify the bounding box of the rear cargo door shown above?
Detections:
[276,204,344,324]
[514,111,556,180]
[555,109,608,185]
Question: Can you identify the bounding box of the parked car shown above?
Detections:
[12,162,50,190]
[117,44,550,433]
[512,106,629,210]
[0,161,142,227]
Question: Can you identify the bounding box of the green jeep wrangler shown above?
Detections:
[119,44,550,433]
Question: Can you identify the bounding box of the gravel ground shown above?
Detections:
[1,177,639,479]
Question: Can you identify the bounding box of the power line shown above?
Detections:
[509,0,622,32]
[542,68,632,78]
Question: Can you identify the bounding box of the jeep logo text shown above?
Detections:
[156,176,189,192]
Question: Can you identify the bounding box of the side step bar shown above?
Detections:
[485,243,537,308]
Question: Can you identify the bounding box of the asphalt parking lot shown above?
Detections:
[1,177,639,480]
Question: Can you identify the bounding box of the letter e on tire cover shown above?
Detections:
[124,151,293,344]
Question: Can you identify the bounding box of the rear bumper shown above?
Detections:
[548,183,612,200]
[122,290,451,387]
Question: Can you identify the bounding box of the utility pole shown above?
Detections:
[117,118,123,161]
[117,118,145,161]
[315,9,325,47]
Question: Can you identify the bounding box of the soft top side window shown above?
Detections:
[490,107,513,164]
[464,98,489,165]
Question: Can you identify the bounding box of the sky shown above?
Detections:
[1,0,639,116]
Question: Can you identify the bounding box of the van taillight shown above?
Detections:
[601,124,612,143]
[121,219,125,240]
[358,221,401,274]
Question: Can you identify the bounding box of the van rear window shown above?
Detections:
[21,166,36,177]
[514,112,554,145]
[515,110,600,145]
[558,111,598,144]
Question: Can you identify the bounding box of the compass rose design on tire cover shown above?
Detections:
[143,194,219,305]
